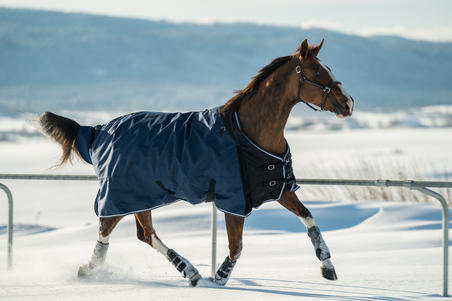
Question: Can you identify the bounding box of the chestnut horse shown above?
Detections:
[39,39,353,286]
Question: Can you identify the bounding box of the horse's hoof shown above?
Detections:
[78,263,100,278]
[78,264,93,278]
[189,273,202,287]
[206,276,228,286]
[211,256,235,286]
[206,277,222,286]
[321,266,338,281]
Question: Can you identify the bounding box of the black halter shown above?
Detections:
[295,58,341,112]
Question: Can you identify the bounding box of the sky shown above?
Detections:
[0,0,451,42]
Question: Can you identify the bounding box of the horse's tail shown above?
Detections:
[39,112,81,166]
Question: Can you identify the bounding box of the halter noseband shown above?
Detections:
[295,57,341,112]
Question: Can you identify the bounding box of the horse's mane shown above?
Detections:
[220,44,319,113]
[220,55,293,113]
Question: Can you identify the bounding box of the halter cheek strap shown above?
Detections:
[295,58,341,112]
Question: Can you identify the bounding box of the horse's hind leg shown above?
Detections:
[212,213,244,286]
[279,190,338,281]
[134,211,201,286]
[78,216,123,277]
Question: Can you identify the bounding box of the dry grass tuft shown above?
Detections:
[297,157,452,206]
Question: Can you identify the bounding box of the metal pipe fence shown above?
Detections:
[295,178,451,297]
[0,183,13,270]
[1,174,451,296]
[0,174,96,272]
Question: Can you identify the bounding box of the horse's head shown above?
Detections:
[295,39,354,118]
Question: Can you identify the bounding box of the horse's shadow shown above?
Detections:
[76,268,182,288]
[212,278,434,301]
[78,269,435,300]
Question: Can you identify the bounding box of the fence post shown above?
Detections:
[211,202,217,278]
[412,187,449,297]
[0,183,13,270]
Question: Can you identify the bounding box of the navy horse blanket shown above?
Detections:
[77,107,298,218]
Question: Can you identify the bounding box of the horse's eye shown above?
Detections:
[314,70,320,77]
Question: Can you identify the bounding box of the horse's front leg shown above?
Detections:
[212,213,244,285]
[279,190,338,280]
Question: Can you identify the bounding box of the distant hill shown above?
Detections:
[1,8,451,114]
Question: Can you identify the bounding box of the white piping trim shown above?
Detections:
[290,181,300,192]
[217,181,287,216]
[97,199,181,218]
[252,182,287,210]
[234,112,290,162]
[234,112,243,130]
[283,145,291,162]
[215,205,250,218]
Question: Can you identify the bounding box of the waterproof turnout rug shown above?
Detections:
[77,107,298,217]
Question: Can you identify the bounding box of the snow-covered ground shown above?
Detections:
[0,128,451,300]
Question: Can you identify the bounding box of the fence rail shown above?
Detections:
[0,174,97,181]
[0,183,13,270]
[296,178,452,189]
[1,174,451,296]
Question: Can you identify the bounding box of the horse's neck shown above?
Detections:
[237,58,298,154]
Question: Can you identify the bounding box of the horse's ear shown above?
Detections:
[312,39,324,57]
[299,39,309,59]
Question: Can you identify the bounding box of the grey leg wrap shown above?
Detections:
[90,241,109,265]
[166,249,201,286]
[308,226,331,261]
[78,241,109,278]
[308,226,338,280]
[213,256,236,286]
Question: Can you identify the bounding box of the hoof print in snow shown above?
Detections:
[321,266,338,281]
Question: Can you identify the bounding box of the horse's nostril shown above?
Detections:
[346,98,354,114]
[344,102,350,113]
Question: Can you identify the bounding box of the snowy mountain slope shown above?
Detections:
[1,8,452,114]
